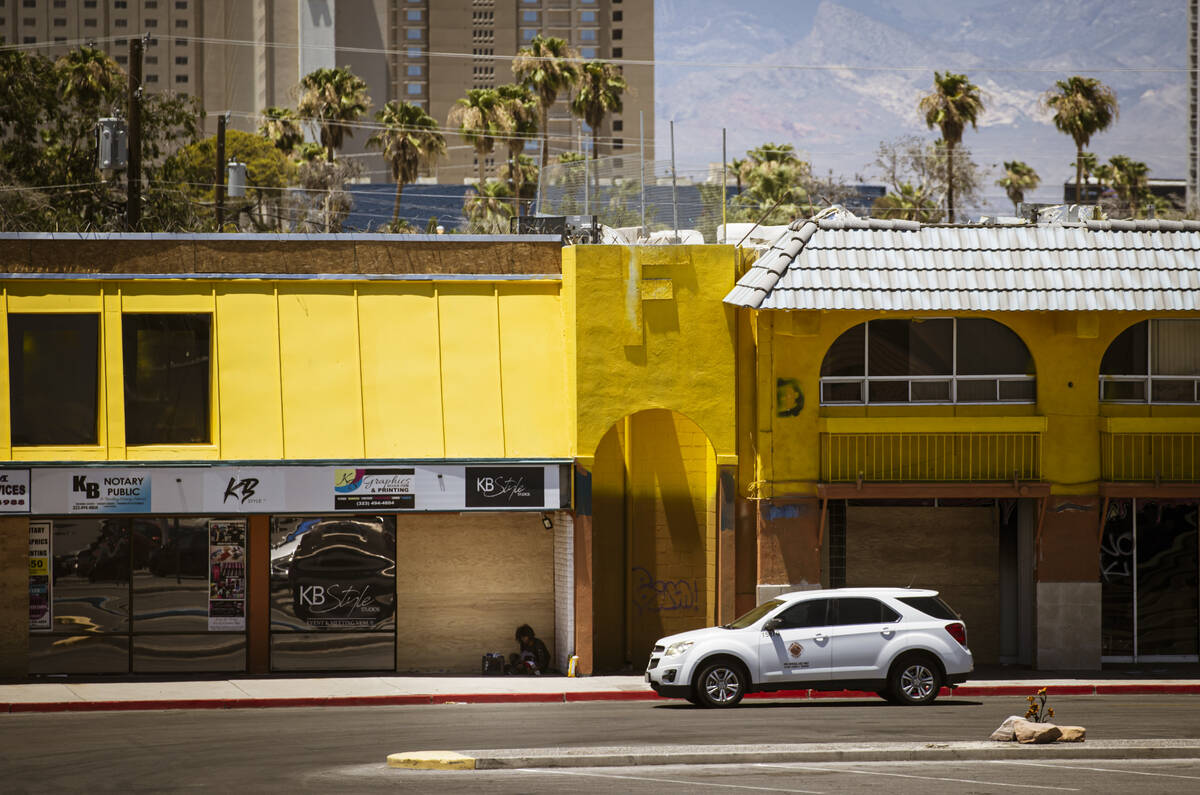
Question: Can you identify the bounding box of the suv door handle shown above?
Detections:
[813,633,827,643]
[880,627,895,638]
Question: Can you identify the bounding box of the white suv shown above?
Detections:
[645,587,973,708]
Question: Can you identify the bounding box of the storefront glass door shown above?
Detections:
[1101,500,1199,662]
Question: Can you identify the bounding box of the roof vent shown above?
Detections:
[1016,203,1098,225]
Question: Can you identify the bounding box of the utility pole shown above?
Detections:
[215,113,227,229]
[126,37,144,229]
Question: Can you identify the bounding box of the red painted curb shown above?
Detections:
[6,683,1200,713]
[951,685,1096,697]
[564,691,661,702]
[1095,684,1200,695]
[808,689,877,700]
[431,692,564,704]
[745,689,810,700]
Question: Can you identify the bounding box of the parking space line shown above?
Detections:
[756,763,1080,791]
[534,768,825,793]
[997,760,1200,781]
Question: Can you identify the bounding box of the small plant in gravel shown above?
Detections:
[1024,687,1055,723]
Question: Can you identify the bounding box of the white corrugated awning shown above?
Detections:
[723,218,1200,312]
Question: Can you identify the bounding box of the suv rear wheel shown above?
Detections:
[693,659,747,708]
[887,654,942,705]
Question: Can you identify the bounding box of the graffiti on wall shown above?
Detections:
[632,566,701,615]
[1100,500,1132,584]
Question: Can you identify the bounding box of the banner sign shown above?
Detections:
[333,468,416,510]
[0,468,30,513]
[208,520,246,631]
[67,469,151,513]
[22,462,567,515]
[203,467,286,513]
[465,466,546,508]
[28,519,51,631]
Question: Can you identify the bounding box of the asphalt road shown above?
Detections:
[2,695,1199,792]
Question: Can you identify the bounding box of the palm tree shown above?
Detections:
[500,153,539,215]
[729,157,747,194]
[1096,154,1150,216]
[570,60,628,187]
[1042,76,1118,205]
[464,180,515,233]
[296,66,371,161]
[448,87,513,187]
[366,100,446,228]
[918,71,984,223]
[258,106,304,157]
[496,83,539,200]
[995,161,1041,214]
[512,35,581,172]
[55,45,123,108]
[872,182,943,222]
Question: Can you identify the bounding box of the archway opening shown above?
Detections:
[591,409,717,672]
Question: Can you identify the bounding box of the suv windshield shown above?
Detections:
[897,595,959,620]
[725,599,783,629]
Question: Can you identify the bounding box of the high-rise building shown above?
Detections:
[3,0,654,184]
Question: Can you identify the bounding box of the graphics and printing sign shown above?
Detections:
[67,469,151,513]
[0,469,30,513]
[465,466,545,508]
[333,468,415,510]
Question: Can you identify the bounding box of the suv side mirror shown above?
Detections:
[763,617,783,634]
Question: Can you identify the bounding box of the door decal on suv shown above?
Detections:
[788,641,804,657]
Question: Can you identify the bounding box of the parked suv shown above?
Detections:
[645,587,972,708]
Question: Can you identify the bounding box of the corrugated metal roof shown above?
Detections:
[723,218,1200,312]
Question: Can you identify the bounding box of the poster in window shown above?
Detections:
[208,520,246,631]
[28,519,51,631]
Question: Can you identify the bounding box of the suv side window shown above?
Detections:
[833,598,900,625]
[777,599,831,628]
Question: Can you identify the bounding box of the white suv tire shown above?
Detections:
[693,658,748,708]
[887,653,943,705]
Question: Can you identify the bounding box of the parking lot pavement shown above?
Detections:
[361,758,1200,794]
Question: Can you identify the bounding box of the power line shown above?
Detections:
[3,31,1192,75]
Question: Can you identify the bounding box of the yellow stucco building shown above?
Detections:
[0,218,1197,679]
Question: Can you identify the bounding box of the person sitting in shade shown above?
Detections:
[508,624,551,675]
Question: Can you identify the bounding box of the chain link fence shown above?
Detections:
[535,153,735,243]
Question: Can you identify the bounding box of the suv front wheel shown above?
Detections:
[693,659,747,708]
[887,654,943,705]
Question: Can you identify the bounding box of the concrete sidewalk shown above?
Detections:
[3,671,1200,713]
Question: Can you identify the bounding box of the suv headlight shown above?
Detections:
[664,641,694,657]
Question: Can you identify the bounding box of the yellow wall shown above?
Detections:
[564,246,739,466]
[760,309,1200,497]
[0,279,570,461]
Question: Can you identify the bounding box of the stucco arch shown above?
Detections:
[589,408,718,671]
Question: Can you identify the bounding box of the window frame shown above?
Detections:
[819,317,1037,406]
[7,313,102,448]
[121,312,214,447]
[1099,319,1200,404]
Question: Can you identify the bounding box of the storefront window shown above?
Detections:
[269,515,396,671]
[29,517,247,674]
[1101,500,1199,661]
[7,313,99,445]
[122,313,211,444]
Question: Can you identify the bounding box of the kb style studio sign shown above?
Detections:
[19,462,567,515]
